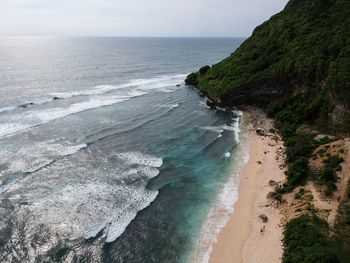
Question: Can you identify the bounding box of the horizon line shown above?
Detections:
[0,35,248,39]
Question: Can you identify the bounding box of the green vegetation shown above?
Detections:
[318,136,337,145]
[185,72,199,86]
[199,65,211,75]
[278,127,343,195]
[284,157,309,189]
[335,182,350,261]
[317,155,344,195]
[276,131,318,192]
[187,0,350,133]
[283,215,340,263]
[294,188,305,200]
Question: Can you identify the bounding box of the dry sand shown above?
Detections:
[209,111,285,263]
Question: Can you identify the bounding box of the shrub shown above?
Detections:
[324,156,344,170]
[199,65,211,75]
[283,215,340,263]
[285,133,316,162]
[185,73,198,86]
[286,157,310,187]
[318,155,344,195]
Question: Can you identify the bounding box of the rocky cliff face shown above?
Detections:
[186,0,350,134]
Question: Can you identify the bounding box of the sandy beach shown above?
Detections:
[210,110,285,263]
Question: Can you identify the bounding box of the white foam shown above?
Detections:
[26,159,54,173]
[115,152,163,168]
[51,85,122,99]
[216,134,223,139]
[51,74,185,100]
[105,190,158,243]
[199,100,211,109]
[232,109,243,117]
[224,152,231,158]
[216,106,227,112]
[231,119,241,143]
[200,126,225,134]
[191,111,248,263]
[120,166,160,181]
[60,143,87,156]
[26,181,159,244]
[200,111,243,143]
[0,98,58,114]
[157,103,179,109]
[0,123,31,138]
[231,111,243,143]
[222,124,236,132]
[0,74,184,121]
[120,74,186,91]
[127,90,148,97]
[0,73,186,138]
[0,97,129,138]
[1,142,88,176]
[84,221,108,240]
[200,124,237,135]
[197,176,240,263]
[0,106,17,113]
[33,97,129,123]
[30,98,54,106]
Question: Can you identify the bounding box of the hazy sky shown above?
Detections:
[0,0,289,37]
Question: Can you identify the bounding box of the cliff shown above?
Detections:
[186,0,350,134]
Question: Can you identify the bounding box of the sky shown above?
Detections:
[0,0,289,37]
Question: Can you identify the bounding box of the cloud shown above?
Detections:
[0,0,289,37]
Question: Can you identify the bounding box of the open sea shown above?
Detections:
[0,37,246,263]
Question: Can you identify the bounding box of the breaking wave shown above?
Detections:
[0,74,185,116]
[0,74,185,139]
[115,151,163,168]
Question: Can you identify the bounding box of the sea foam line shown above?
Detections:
[24,143,88,174]
[104,190,159,243]
[0,97,129,138]
[115,151,163,168]
[0,74,185,138]
[190,112,249,263]
[82,152,163,243]
[0,74,186,116]
[0,143,88,194]
[200,120,241,142]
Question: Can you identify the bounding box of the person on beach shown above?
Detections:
[260,225,266,234]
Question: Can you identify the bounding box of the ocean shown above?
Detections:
[0,37,245,263]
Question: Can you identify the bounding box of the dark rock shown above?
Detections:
[259,214,269,223]
[206,99,216,109]
[256,128,265,136]
[185,73,199,86]
[19,201,33,205]
[267,191,283,204]
[19,102,34,108]
[176,84,181,87]
[269,180,278,187]
[267,192,275,199]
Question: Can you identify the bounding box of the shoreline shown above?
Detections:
[189,111,251,263]
[209,109,285,263]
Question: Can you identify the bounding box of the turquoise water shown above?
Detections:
[0,37,245,262]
